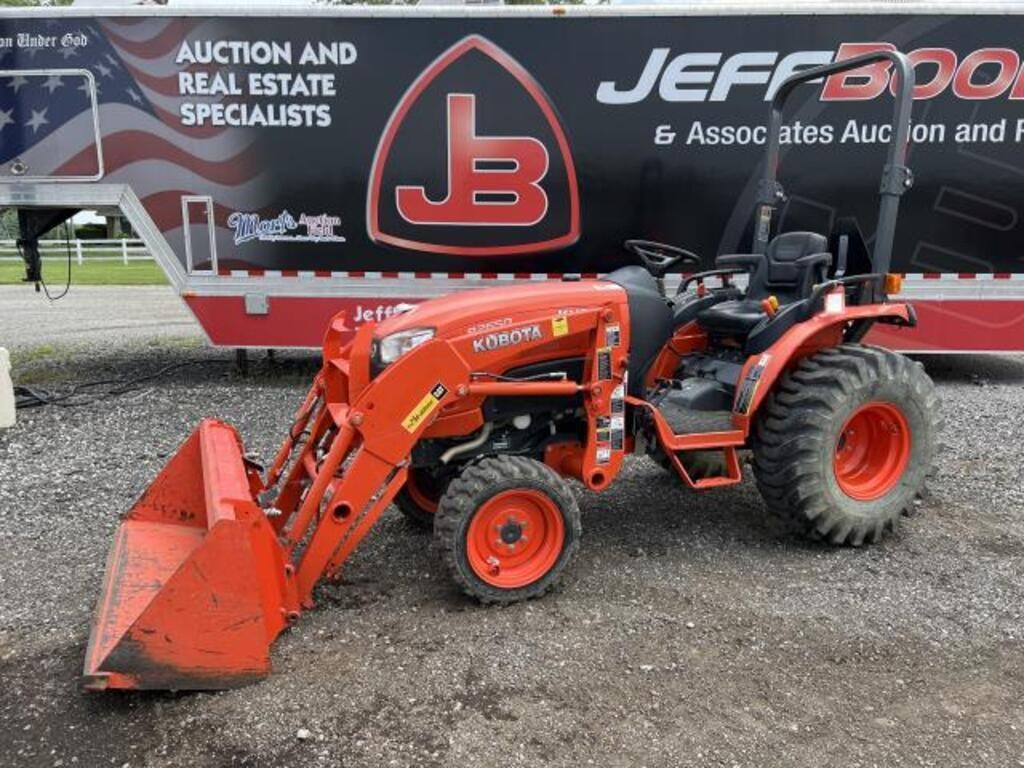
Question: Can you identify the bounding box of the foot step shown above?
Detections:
[656,402,734,435]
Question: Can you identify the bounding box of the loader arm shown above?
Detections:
[85,300,629,690]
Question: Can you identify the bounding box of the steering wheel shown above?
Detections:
[624,239,702,277]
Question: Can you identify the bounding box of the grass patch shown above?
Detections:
[0,258,168,286]
[10,343,61,368]
[9,342,79,386]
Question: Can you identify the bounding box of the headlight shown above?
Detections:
[377,327,435,365]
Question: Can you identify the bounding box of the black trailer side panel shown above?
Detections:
[2,12,1023,280]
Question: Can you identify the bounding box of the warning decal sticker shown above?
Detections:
[402,382,449,432]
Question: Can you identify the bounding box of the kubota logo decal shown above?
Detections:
[472,324,542,353]
[367,35,580,256]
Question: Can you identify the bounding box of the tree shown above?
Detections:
[0,209,18,240]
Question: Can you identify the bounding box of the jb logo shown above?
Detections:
[396,94,549,227]
[368,35,579,257]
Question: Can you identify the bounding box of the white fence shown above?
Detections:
[0,239,152,265]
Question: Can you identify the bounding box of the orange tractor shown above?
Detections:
[84,52,938,690]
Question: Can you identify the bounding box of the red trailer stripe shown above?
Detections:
[181,295,1024,353]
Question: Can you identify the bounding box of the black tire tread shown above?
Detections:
[393,486,436,529]
[652,448,727,482]
[393,468,449,530]
[435,456,581,604]
[751,343,940,546]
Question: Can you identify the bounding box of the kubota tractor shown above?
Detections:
[84,52,938,691]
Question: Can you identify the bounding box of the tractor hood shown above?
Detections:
[374,279,626,342]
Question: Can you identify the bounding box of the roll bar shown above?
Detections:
[754,50,916,278]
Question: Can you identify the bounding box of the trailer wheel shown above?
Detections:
[435,456,581,604]
[752,344,938,546]
[394,468,447,529]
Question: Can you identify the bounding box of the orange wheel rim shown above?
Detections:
[834,402,911,501]
[406,471,440,514]
[466,489,565,589]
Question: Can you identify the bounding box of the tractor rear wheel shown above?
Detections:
[752,344,938,546]
[435,456,581,604]
[394,468,447,529]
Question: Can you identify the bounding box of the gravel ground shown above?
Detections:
[0,285,199,350]
[0,335,1022,768]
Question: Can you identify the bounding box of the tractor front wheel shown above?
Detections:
[435,456,581,604]
[394,468,447,529]
[752,344,938,546]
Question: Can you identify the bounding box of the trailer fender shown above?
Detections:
[732,302,914,429]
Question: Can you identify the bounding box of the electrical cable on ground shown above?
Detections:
[13,359,228,410]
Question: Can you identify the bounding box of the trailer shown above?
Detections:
[2,1,1023,352]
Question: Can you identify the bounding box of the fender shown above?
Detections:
[732,301,914,432]
[644,321,708,390]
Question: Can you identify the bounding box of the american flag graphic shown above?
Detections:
[0,17,263,244]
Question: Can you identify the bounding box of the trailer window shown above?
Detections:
[0,69,103,182]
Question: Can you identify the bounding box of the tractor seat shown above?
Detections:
[697,231,831,340]
[694,298,766,337]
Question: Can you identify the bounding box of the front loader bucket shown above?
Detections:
[83,420,297,691]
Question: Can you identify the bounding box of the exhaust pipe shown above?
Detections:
[439,422,492,464]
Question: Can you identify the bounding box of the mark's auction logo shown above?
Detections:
[367,35,580,256]
[228,210,345,245]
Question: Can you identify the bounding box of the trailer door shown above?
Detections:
[0,69,103,182]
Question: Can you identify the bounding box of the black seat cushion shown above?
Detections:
[671,288,743,330]
[695,298,766,337]
[696,231,830,339]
